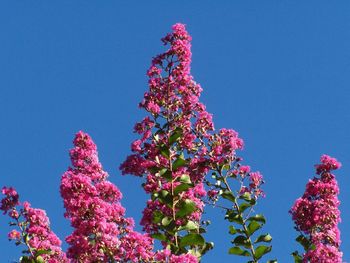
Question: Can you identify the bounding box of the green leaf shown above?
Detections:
[292,251,303,263]
[200,242,215,254]
[35,249,51,256]
[254,245,272,260]
[254,233,272,243]
[249,198,257,206]
[161,217,172,226]
[154,167,172,180]
[247,214,266,224]
[158,190,172,206]
[221,190,236,203]
[178,174,191,184]
[247,221,261,236]
[188,248,202,258]
[19,257,35,263]
[35,256,45,263]
[173,157,186,170]
[229,225,237,235]
[160,147,170,158]
[296,235,311,250]
[178,220,198,231]
[239,202,252,212]
[19,257,29,263]
[169,128,183,145]
[151,233,167,242]
[179,233,205,247]
[232,235,251,248]
[164,171,172,181]
[225,210,243,224]
[221,164,230,171]
[198,226,207,234]
[176,199,197,217]
[239,192,252,201]
[158,168,168,176]
[228,246,251,257]
[152,210,163,224]
[174,183,191,195]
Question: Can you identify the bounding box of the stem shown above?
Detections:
[16,217,35,258]
[165,57,179,250]
[221,173,258,263]
[203,200,230,211]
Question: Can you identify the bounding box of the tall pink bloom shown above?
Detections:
[61,131,154,262]
[1,187,68,262]
[120,23,220,260]
[290,155,342,263]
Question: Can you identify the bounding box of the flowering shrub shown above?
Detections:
[290,155,342,263]
[0,24,344,263]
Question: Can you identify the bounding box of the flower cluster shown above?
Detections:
[0,187,68,262]
[290,155,342,263]
[154,249,198,263]
[61,131,154,262]
[120,23,271,262]
[206,127,265,201]
[120,24,215,259]
[0,187,19,214]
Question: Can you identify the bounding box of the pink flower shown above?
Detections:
[315,154,341,175]
[207,190,218,199]
[131,139,142,152]
[0,187,19,214]
[8,230,20,240]
[240,165,251,174]
[249,171,263,189]
[120,154,147,176]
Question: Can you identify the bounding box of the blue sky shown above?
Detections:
[0,1,349,262]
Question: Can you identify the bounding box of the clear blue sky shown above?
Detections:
[0,1,349,262]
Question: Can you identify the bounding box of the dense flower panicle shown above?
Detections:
[290,155,342,263]
[304,243,343,263]
[61,131,154,262]
[120,24,217,244]
[0,187,68,262]
[120,23,257,262]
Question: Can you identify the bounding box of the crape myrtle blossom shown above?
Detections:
[120,23,267,261]
[154,250,198,263]
[61,131,154,262]
[120,23,218,260]
[290,155,342,263]
[0,187,68,262]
